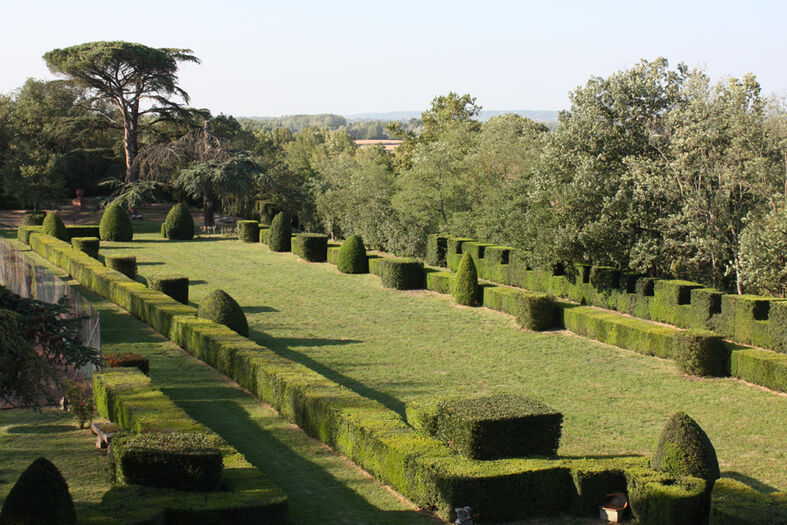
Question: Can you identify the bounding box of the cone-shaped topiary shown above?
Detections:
[42,212,68,241]
[337,235,368,274]
[452,252,479,306]
[268,212,291,252]
[652,412,720,484]
[0,457,76,525]
[198,289,249,337]
[99,203,133,241]
[163,203,194,240]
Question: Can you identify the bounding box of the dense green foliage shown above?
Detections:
[70,236,99,258]
[236,220,259,242]
[42,211,68,240]
[0,457,76,525]
[625,467,707,525]
[378,258,425,290]
[198,289,249,337]
[292,233,328,262]
[268,212,291,252]
[147,275,189,304]
[652,412,720,485]
[99,203,133,241]
[337,235,368,273]
[452,252,479,306]
[21,211,45,225]
[163,203,194,240]
[105,255,137,278]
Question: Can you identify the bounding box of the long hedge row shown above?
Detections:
[92,368,288,523]
[27,231,703,523]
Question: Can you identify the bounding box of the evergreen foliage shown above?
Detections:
[236,220,259,243]
[268,212,291,252]
[337,235,368,274]
[148,275,189,305]
[198,289,249,337]
[99,203,133,241]
[652,412,720,484]
[0,457,76,525]
[21,211,46,226]
[105,255,137,279]
[452,252,479,306]
[42,212,68,241]
[70,237,100,259]
[163,203,194,240]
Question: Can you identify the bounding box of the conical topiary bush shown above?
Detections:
[652,412,720,484]
[42,212,68,241]
[452,252,479,306]
[99,203,133,241]
[268,212,291,252]
[198,289,249,337]
[337,235,368,274]
[163,203,194,240]
[0,457,76,525]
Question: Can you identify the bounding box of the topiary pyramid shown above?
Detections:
[0,457,76,525]
[652,412,720,484]
[42,212,68,241]
[337,235,368,274]
[268,212,291,252]
[198,289,249,337]
[452,252,479,306]
[99,203,133,241]
[163,203,194,240]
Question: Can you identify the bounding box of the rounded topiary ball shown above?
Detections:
[268,212,291,252]
[452,252,479,306]
[0,457,76,525]
[198,289,249,337]
[42,212,68,241]
[163,203,194,240]
[652,412,720,484]
[337,235,368,274]
[99,203,133,241]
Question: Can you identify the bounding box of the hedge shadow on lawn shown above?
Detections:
[137,261,165,266]
[243,305,279,314]
[721,471,780,494]
[6,424,77,434]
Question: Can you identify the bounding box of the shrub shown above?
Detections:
[22,211,46,225]
[259,227,270,244]
[652,412,720,486]
[148,275,189,305]
[42,212,68,241]
[16,225,42,244]
[105,255,137,279]
[426,234,449,267]
[675,330,728,377]
[103,352,150,375]
[268,212,291,252]
[65,225,100,240]
[729,347,787,393]
[160,222,167,238]
[111,432,223,492]
[292,233,328,262]
[99,203,133,241]
[71,236,100,259]
[163,203,194,241]
[514,291,557,331]
[255,200,279,225]
[62,379,95,429]
[236,220,259,243]
[198,289,249,337]
[625,467,707,525]
[452,252,479,306]
[0,457,76,525]
[379,258,425,290]
[337,235,368,274]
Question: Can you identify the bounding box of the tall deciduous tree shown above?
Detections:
[43,41,199,183]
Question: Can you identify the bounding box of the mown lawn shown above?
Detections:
[102,226,786,492]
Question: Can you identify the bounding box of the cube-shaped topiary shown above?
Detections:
[426,234,449,267]
[625,467,707,525]
[0,457,76,525]
[198,289,249,337]
[42,212,68,241]
[292,233,328,262]
[379,258,425,290]
[337,235,368,274]
[105,255,137,279]
[674,330,728,377]
[99,203,133,241]
[268,212,291,252]
[71,237,100,259]
[652,412,720,485]
[236,220,259,243]
[22,211,46,225]
[163,203,194,240]
[148,275,189,305]
[111,432,223,492]
[452,252,479,306]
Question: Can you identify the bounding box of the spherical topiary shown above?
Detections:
[237,220,259,243]
[337,235,368,274]
[198,289,249,337]
[163,203,194,240]
[42,212,68,241]
[0,457,76,525]
[268,212,291,252]
[652,412,720,484]
[99,203,133,241]
[452,252,479,306]
[71,237,100,259]
[22,211,46,226]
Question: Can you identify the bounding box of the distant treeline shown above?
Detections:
[237,114,423,140]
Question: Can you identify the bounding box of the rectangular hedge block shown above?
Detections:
[426,234,449,267]
[625,467,707,525]
[716,294,778,348]
[378,258,425,290]
[258,227,271,244]
[292,233,328,262]
[729,347,787,393]
[768,301,787,354]
[446,237,475,271]
[514,291,557,331]
[426,270,453,295]
[17,225,42,244]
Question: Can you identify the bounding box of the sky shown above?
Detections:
[2,1,785,117]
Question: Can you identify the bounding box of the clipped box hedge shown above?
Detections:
[729,347,787,393]
[71,236,100,259]
[17,225,42,244]
[425,234,449,267]
[65,225,100,240]
[377,258,425,290]
[625,467,707,525]
[236,220,259,243]
[147,275,189,305]
[105,255,137,279]
[292,233,328,262]
[426,270,453,294]
[709,478,787,525]
[258,227,270,244]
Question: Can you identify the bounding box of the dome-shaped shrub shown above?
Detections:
[198,289,249,337]
[452,252,479,306]
[0,457,76,525]
[652,412,720,484]
[337,235,368,274]
[42,212,68,241]
[99,203,133,241]
[163,203,194,240]
[268,212,291,252]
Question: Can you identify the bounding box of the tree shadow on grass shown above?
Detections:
[6,424,76,434]
[721,471,780,494]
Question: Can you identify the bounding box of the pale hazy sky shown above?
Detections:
[2,1,785,116]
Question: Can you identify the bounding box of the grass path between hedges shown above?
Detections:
[100,223,787,492]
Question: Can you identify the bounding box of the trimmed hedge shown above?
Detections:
[255,200,279,225]
[426,234,449,267]
[426,270,453,294]
[710,478,787,525]
[0,457,76,525]
[452,252,479,306]
[164,203,195,241]
[198,289,249,337]
[42,212,68,241]
[21,211,46,225]
[66,225,100,240]
[259,227,270,244]
[112,431,223,492]
[675,330,728,377]
[103,351,151,375]
[514,291,556,331]
[625,467,707,525]
[148,275,189,305]
[379,258,425,290]
[729,347,787,392]
[17,225,42,244]
[99,203,133,241]
[105,255,137,279]
[292,233,328,262]
[71,236,100,259]
[237,220,259,243]
[337,235,368,274]
[268,212,291,252]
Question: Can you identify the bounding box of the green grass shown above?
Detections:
[99,227,787,492]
